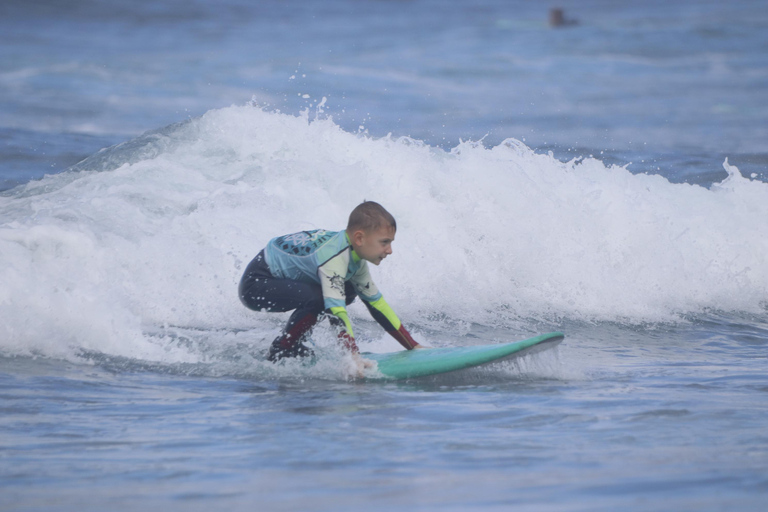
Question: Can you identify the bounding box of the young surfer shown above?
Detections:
[238,201,423,376]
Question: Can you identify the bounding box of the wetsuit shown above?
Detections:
[239,229,419,359]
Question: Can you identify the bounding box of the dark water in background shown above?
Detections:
[2,0,768,189]
[1,1,767,510]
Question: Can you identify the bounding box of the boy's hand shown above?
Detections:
[352,352,374,378]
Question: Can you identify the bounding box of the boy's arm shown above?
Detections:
[347,260,421,350]
[363,296,421,350]
[318,251,361,352]
[327,306,374,377]
[327,306,359,352]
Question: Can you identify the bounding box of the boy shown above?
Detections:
[238,201,422,374]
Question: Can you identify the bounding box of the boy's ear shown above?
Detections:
[351,229,366,246]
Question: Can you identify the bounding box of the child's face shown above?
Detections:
[352,225,395,266]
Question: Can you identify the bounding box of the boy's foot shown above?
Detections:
[267,341,315,362]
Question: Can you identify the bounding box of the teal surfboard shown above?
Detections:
[364,332,564,380]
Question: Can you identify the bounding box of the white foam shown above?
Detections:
[1,105,766,363]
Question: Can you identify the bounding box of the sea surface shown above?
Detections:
[1,1,767,510]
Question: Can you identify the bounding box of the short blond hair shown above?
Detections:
[347,201,396,232]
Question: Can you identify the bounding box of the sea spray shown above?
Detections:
[1,105,766,363]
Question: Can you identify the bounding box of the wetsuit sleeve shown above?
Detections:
[363,296,420,350]
[349,260,382,302]
[328,306,354,337]
[327,307,359,352]
[318,250,351,310]
[318,251,359,351]
[319,253,378,337]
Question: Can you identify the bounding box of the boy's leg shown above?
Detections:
[239,252,358,359]
[239,252,324,359]
[268,281,358,359]
[244,278,325,359]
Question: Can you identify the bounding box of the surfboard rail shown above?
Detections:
[364,331,564,380]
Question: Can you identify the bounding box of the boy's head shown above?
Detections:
[346,201,397,266]
[346,201,396,233]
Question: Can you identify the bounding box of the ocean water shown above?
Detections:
[1,1,767,510]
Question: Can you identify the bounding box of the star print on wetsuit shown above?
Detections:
[274,230,335,256]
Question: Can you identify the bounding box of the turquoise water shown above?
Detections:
[1,1,767,510]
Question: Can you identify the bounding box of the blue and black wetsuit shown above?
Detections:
[239,229,419,359]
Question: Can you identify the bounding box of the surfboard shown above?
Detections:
[363,331,564,380]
